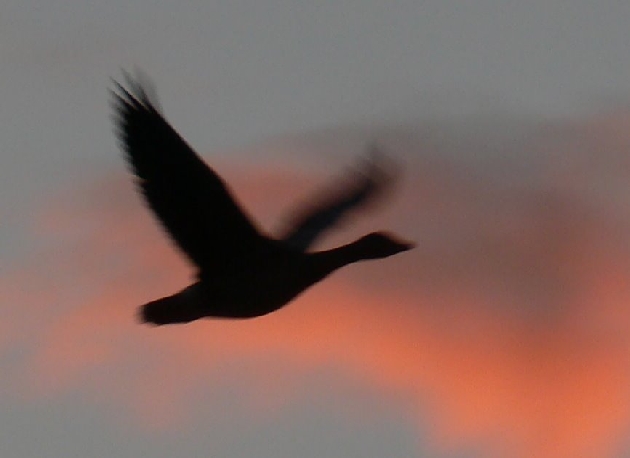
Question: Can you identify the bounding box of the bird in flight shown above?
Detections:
[111,74,414,325]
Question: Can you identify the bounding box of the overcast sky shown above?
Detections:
[4,1,630,457]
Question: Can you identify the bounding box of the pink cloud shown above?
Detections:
[4,114,630,456]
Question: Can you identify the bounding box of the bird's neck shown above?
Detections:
[312,240,367,272]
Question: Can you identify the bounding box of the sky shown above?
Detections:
[3,1,630,457]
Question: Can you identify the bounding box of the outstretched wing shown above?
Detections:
[280,148,395,251]
[111,75,263,274]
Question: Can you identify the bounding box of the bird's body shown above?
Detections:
[111,74,413,325]
[145,241,326,322]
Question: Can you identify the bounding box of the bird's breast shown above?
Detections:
[198,259,325,318]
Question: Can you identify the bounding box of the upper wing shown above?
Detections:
[111,76,263,273]
[280,148,395,251]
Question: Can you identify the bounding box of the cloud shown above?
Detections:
[3,113,630,457]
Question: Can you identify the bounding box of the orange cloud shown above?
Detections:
[4,116,630,457]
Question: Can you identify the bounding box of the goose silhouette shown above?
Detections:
[111,76,414,325]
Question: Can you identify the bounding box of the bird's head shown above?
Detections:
[353,231,415,259]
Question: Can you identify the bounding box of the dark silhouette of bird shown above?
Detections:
[111,75,414,325]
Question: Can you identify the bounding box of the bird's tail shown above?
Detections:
[139,283,204,325]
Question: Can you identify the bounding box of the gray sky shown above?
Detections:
[4,1,630,457]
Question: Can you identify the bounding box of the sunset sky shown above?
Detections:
[4,1,630,457]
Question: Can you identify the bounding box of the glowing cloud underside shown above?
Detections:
[3,114,630,457]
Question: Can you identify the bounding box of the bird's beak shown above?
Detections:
[397,240,416,252]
